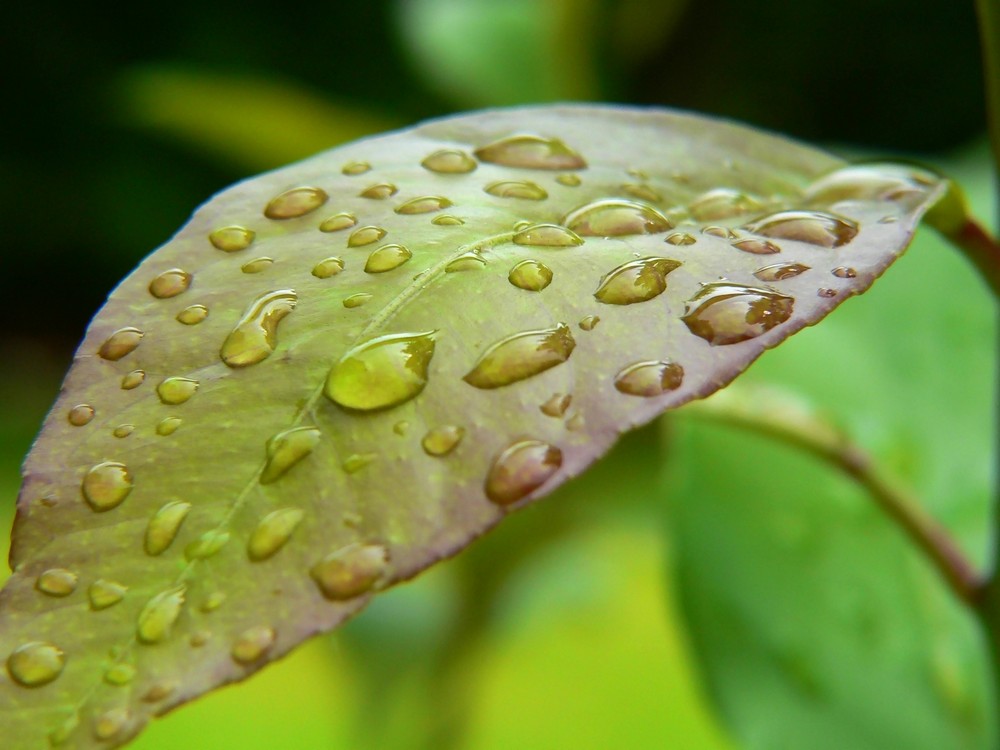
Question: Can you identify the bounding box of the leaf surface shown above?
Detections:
[0,105,946,748]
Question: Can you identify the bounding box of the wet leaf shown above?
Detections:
[0,105,946,748]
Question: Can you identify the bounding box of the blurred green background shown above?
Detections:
[1,0,995,748]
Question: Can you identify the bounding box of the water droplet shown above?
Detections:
[556,173,581,186]
[220,289,297,368]
[832,266,857,278]
[232,626,276,664]
[393,421,410,436]
[681,282,794,345]
[733,238,781,255]
[474,134,586,169]
[209,226,255,252]
[312,257,345,278]
[594,257,681,305]
[184,529,231,560]
[112,424,134,438]
[201,591,226,612]
[348,225,387,247]
[157,377,199,404]
[665,232,696,246]
[176,304,209,325]
[155,416,182,436]
[241,257,274,274]
[343,453,377,474]
[149,269,192,299]
[463,323,575,389]
[421,149,477,173]
[68,404,95,426]
[365,244,412,273]
[689,188,764,221]
[422,425,465,456]
[620,183,662,202]
[36,568,78,597]
[248,508,305,561]
[804,164,931,205]
[395,195,453,215]
[260,426,321,484]
[702,225,738,239]
[137,586,185,644]
[6,642,65,687]
[82,461,133,511]
[578,315,599,331]
[360,183,398,200]
[485,440,562,506]
[754,263,810,281]
[563,199,672,236]
[264,187,328,219]
[311,543,389,600]
[104,663,136,686]
[98,327,143,361]
[568,411,586,430]
[319,213,357,232]
[190,630,210,648]
[627,167,649,180]
[143,680,178,703]
[432,214,465,226]
[342,161,371,175]
[745,210,859,248]
[121,369,145,390]
[484,181,548,200]
[145,501,192,556]
[89,579,127,610]
[540,393,571,417]
[343,293,373,308]
[445,252,486,272]
[818,288,838,298]
[513,223,584,247]
[879,215,899,224]
[93,707,130,741]
[508,260,553,291]
[326,332,436,411]
[614,361,684,396]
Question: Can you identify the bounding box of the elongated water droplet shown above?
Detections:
[311,543,389,600]
[82,461,133,511]
[112,424,134,438]
[248,508,305,561]
[508,260,553,291]
[209,226,255,252]
[177,304,209,325]
[312,257,344,278]
[149,269,192,299]
[474,135,586,169]
[463,323,575,389]
[804,164,932,205]
[319,213,357,232]
[594,257,681,305]
[432,214,465,226]
[513,223,583,247]
[682,282,794,345]
[98,327,143,361]
[665,232,696,246]
[232,626,276,664]
[621,183,662,202]
[745,210,859,248]
[104,663,136,686]
[68,404,95,426]
[614,361,684,396]
[485,440,563,506]
[754,263,810,281]
[422,425,465,456]
[326,332,436,411]
[7,642,65,687]
[89,579,128,610]
[137,586,185,644]
[220,289,297,367]
[260,427,321,484]
[342,161,370,175]
[93,708,130,741]
[689,188,763,221]
[157,377,199,404]
[485,181,548,200]
[264,187,328,219]
[395,195,453,215]
[153,416,181,438]
[421,148,477,173]
[145,500,192,556]
[578,315,599,331]
[348,225,387,247]
[702,225,738,239]
[360,183,398,199]
[365,244,412,273]
[832,266,857,278]
[185,529,231,560]
[563,199,672,236]
[540,393,571,417]
[121,369,145,389]
[241,257,273,274]
[343,293,373,308]
[36,568,78,597]
[445,252,486,272]
[343,453,377,474]
[733,238,781,255]
[556,173,581,186]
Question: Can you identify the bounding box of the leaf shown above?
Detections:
[0,105,945,748]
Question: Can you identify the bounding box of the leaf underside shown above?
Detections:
[0,105,945,749]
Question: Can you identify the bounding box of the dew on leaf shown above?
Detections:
[184,529,231,560]
[682,282,794,345]
[93,707,130,741]
[745,210,859,248]
[556,174,581,186]
[343,293,373,308]
[445,253,486,272]
[112,424,134,438]
[803,163,932,205]
[754,262,810,281]
[395,196,453,214]
[260,427,321,485]
[348,225,387,247]
[104,663,137,686]
[142,681,178,703]
[393,421,410,436]
[209,226,255,252]
[432,214,465,226]
[88,580,127,610]
[326,332,436,411]
[485,439,563,506]
[149,269,192,299]
[67,404,95,426]
[508,260,553,291]
[578,315,599,331]
[702,226,738,239]
[121,370,145,390]
[241,257,274,274]
[98,327,143,361]
[264,187,328,219]
[82,461,133,512]
[6,642,65,687]
[310,543,389,600]
[563,199,672,236]
[613,360,684,396]
[312,257,345,278]
[833,266,857,278]
[594,257,681,305]
[620,183,662,203]
[359,183,398,200]
[156,377,199,404]
[49,714,79,746]
[666,232,696,246]
[512,223,583,247]
[137,586,185,644]
[421,148,477,174]
[232,626,276,664]
[156,417,182,436]
[248,508,305,561]
[364,244,412,273]
[818,288,838,297]
[463,323,575,389]
[689,188,764,221]
[201,591,226,613]
[540,393,572,417]
[343,453,378,474]
[36,569,78,597]
[341,161,371,175]
[474,134,586,170]
[733,238,781,255]
[145,501,192,556]
[176,304,209,325]
[220,289,297,368]
[319,213,357,233]
[422,425,465,456]
[484,181,548,200]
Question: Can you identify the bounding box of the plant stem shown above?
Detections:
[948,217,1000,298]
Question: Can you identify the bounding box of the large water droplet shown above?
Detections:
[343,453,377,474]
[594,257,681,305]
[232,626,276,664]
[68,404,95,426]
[348,225,387,247]
[342,161,371,175]
[248,508,305,561]
[220,289,297,368]
[89,579,127,610]
[689,188,763,221]
[485,440,563,506]
[614,361,684,396]
[365,244,412,273]
[184,529,231,560]
[421,149,477,174]
[145,501,192,556]
[484,181,548,200]
[137,586,185,644]
[156,417,182,436]
[540,393,571,417]
[508,260,553,292]
[463,324,575,389]
[422,425,465,456]
[665,232,696,246]
[311,543,389,600]
[745,210,859,248]
[157,377,199,404]
[36,568,78,597]
[563,199,672,236]
[754,262,810,281]
[82,461,133,511]
[512,223,584,248]
[121,369,145,390]
[209,226,255,252]
[343,293,373,308]
[474,135,586,170]
[6,642,65,687]
[804,164,932,205]
[312,257,345,278]
[98,327,144,361]
[260,427,321,484]
[682,282,794,345]
[326,332,436,411]
[360,183,398,200]
[149,269,192,299]
[241,257,274,274]
[177,304,209,325]
[395,196,453,215]
[432,214,465,226]
[733,238,781,255]
[264,187,328,219]
[445,253,486,272]
[93,708,130,741]
[320,213,357,232]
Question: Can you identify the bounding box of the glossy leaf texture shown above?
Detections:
[0,105,946,749]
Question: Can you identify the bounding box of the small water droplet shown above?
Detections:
[312,257,345,278]
[121,370,145,390]
[241,257,274,274]
[513,223,584,247]
[6,641,65,687]
[99,327,144,361]
[184,529,231,560]
[320,213,357,232]
[566,413,585,431]
[112,424,134,438]
[143,681,178,703]
[702,225,738,239]
[176,304,209,325]
[445,252,486,272]
[360,183,398,200]
[149,269,192,299]
[157,377,199,404]
[556,173,581,186]
[365,244,412,273]
[220,289,297,367]
[485,440,562,506]
[347,225,387,247]
[432,214,465,226]
[260,427,321,484]
[682,282,794,345]
[594,257,681,305]
[474,134,586,170]
[754,263,810,281]
[689,188,763,221]
[93,707,130,741]
[311,543,389,600]
[620,183,662,202]
[878,215,899,224]
[36,568,77,597]
[104,663,136,686]
[68,404,95,426]
[232,625,276,664]
[540,393,571,417]
[343,293,373,308]
[209,226,255,252]
[137,586,185,644]
[422,425,465,456]
[563,199,672,236]
[733,238,781,255]
[189,631,211,648]
[342,161,371,175]
[463,324,575,389]
[422,149,477,173]
[578,315,599,331]
[201,591,226,612]
[248,508,305,561]
[89,579,127,610]
[145,500,192,556]
[508,260,553,291]
[395,195,453,215]
[484,181,548,200]
[614,361,684,396]
[832,266,857,278]
[804,164,932,205]
[264,187,328,219]
[82,461,133,511]
[343,453,377,474]
[155,416,182,436]
[665,232,696,246]
[818,288,838,297]
[326,332,436,411]
[745,210,859,248]
[393,421,410,436]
